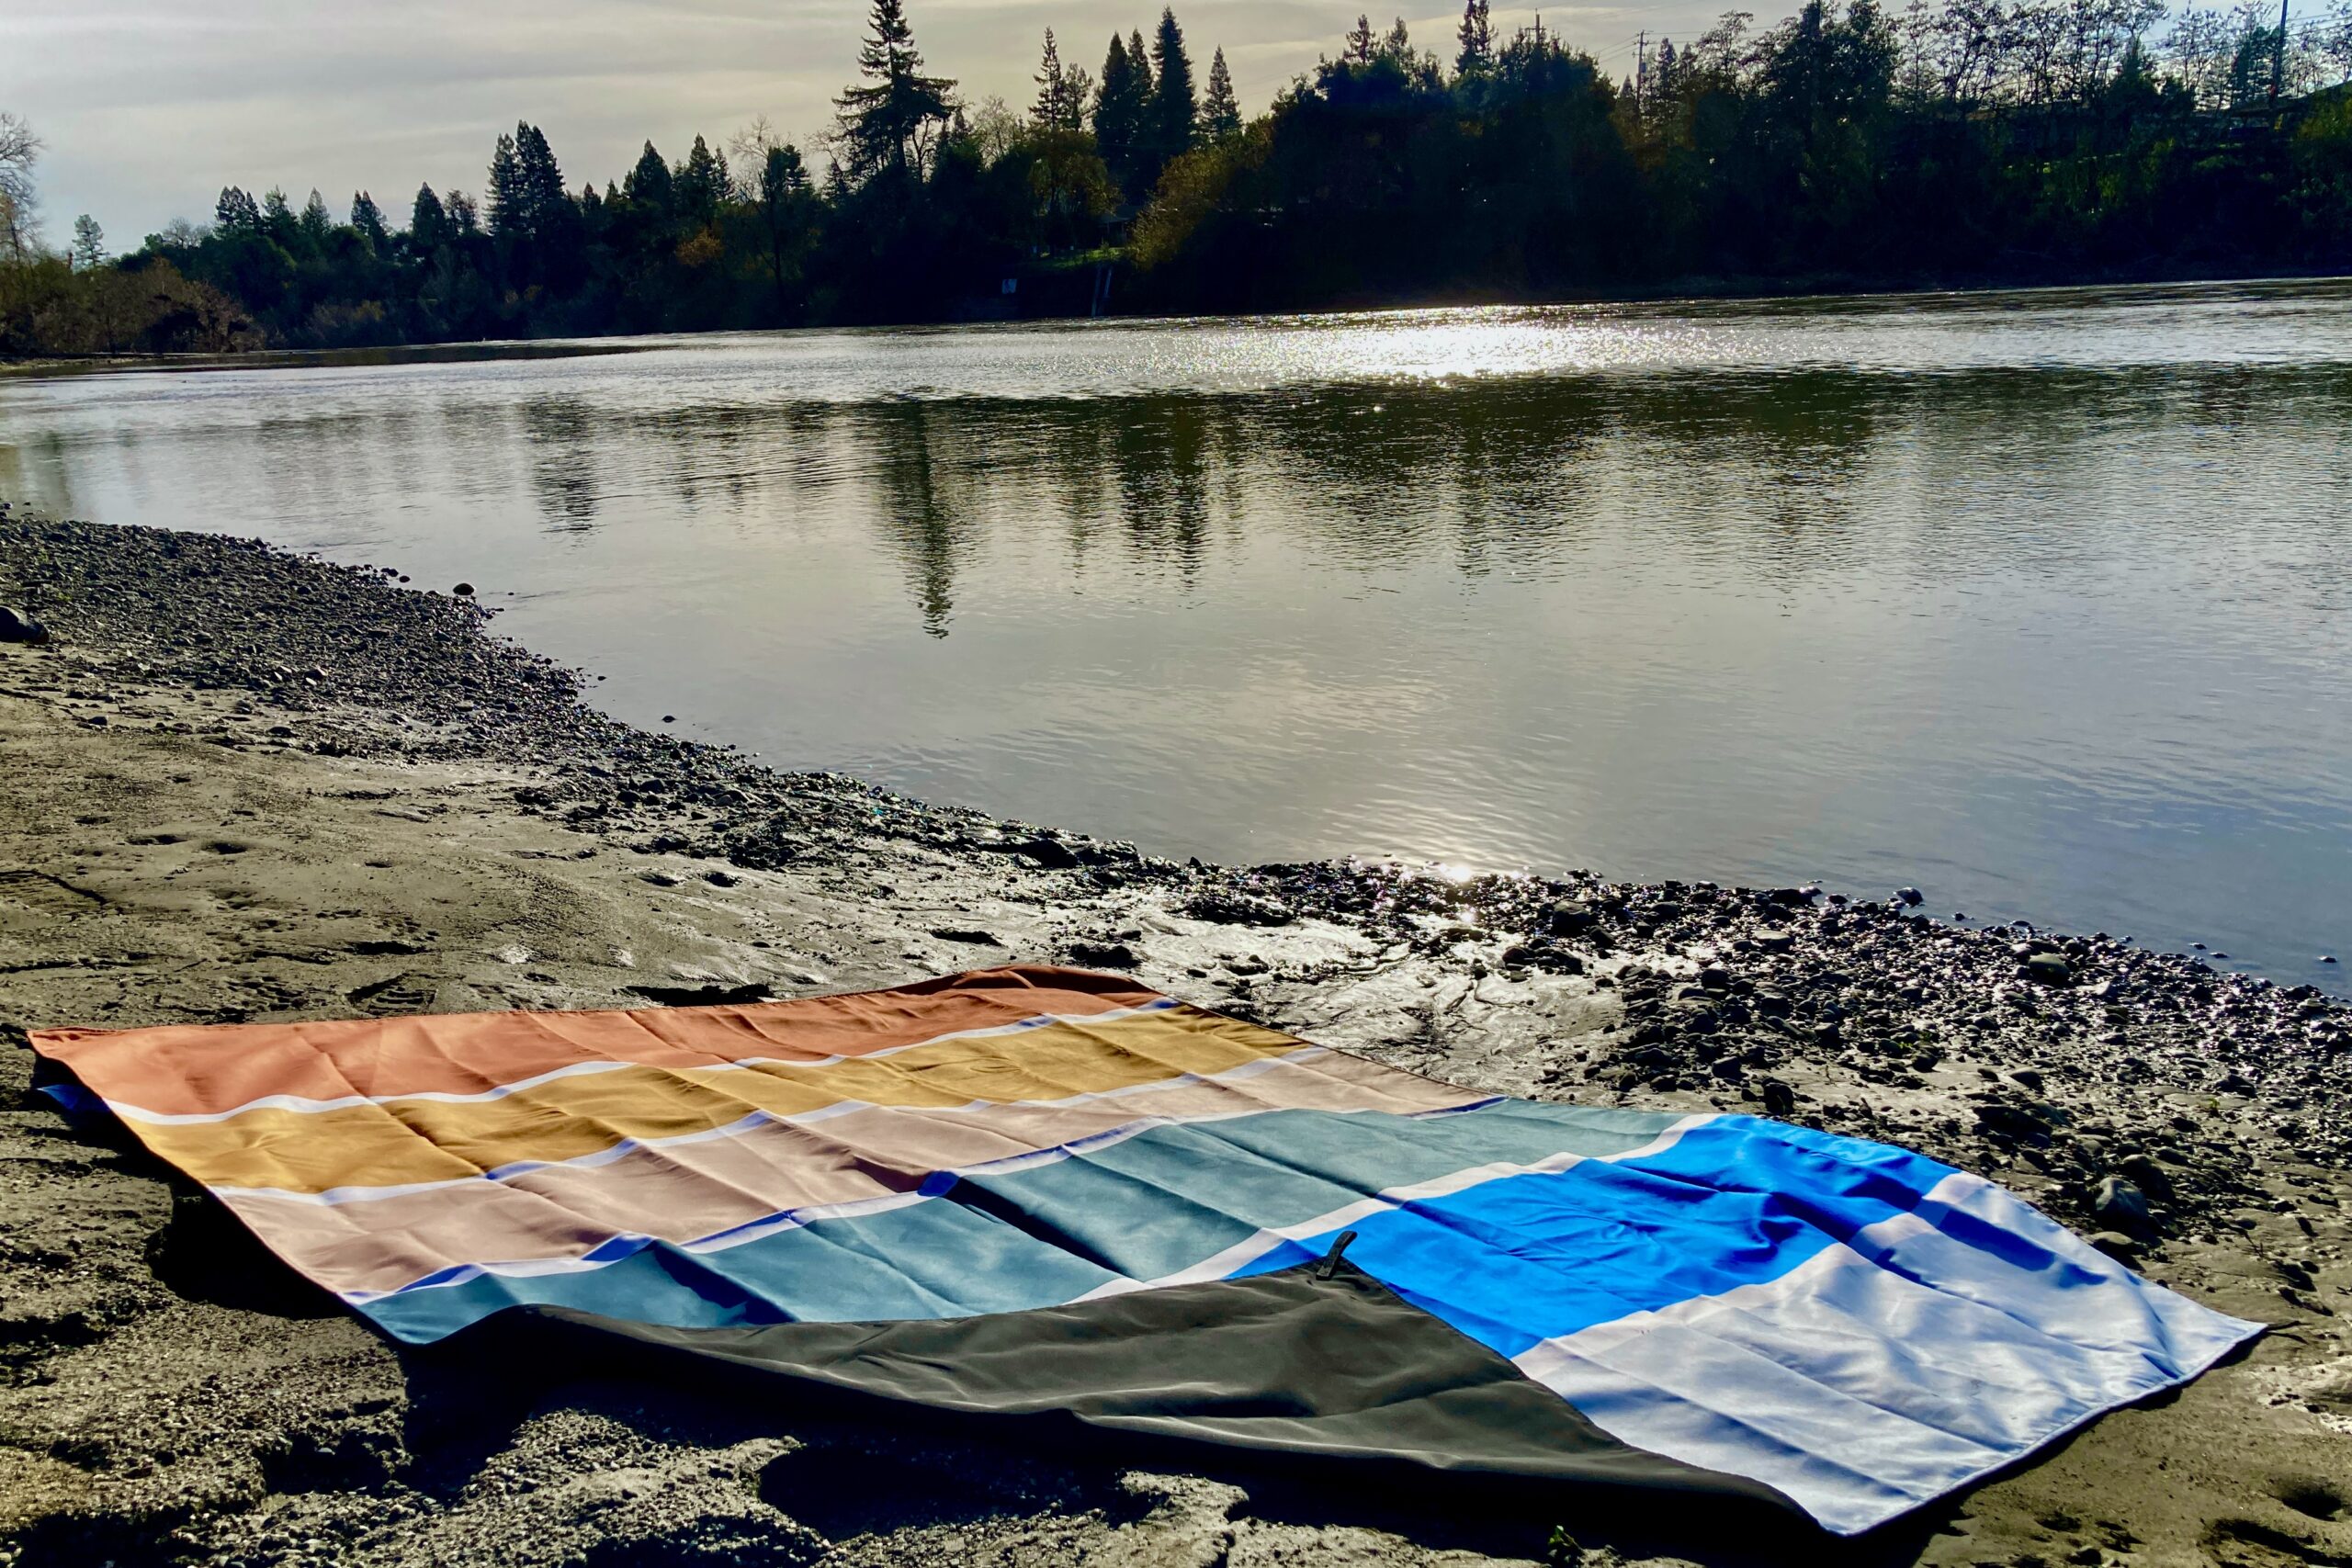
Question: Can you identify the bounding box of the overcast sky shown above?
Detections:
[1,0,1752,250]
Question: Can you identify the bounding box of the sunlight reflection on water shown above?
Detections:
[3,278,2348,991]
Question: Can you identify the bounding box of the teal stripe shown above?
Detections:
[358,1101,1688,1343]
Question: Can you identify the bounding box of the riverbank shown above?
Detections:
[2,508,2348,1567]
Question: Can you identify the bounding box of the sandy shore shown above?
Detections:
[2,508,2349,1568]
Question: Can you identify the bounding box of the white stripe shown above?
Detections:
[107,998,1184,1125]
[215,1044,1346,1207]
[1510,1170,2264,1536]
[1069,1111,1719,1302]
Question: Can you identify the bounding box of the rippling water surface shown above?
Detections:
[5,280,2349,991]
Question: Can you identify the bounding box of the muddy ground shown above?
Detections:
[1,510,2349,1568]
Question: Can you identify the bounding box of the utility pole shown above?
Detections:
[1637,29,1649,113]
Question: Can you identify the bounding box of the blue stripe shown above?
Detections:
[1232,1117,1961,1357]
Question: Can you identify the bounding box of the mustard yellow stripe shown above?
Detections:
[125,1010,1310,1194]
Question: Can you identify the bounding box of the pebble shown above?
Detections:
[452,582,474,596]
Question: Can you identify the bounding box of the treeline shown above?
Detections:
[5,0,2352,355]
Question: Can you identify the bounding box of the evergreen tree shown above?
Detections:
[1148,8,1199,165]
[752,141,814,313]
[1131,29,1155,99]
[1035,29,1097,131]
[69,213,106,270]
[834,0,957,184]
[409,184,449,250]
[261,188,297,244]
[1456,0,1494,75]
[1345,14,1377,64]
[1200,47,1243,138]
[624,141,673,212]
[675,133,728,221]
[487,131,523,235]
[1035,28,1070,126]
[214,186,261,235]
[1094,32,1154,186]
[514,124,567,233]
[350,190,389,250]
[300,189,333,247]
[447,190,481,235]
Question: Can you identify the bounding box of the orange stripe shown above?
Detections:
[32,965,1162,1117]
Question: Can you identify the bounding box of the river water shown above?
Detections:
[4,280,2348,992]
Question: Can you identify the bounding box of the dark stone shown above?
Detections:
[986,837,1083,871]
[1699,964,1731,992]
[1544,900,1595,936]
[0,604,50,645]
[2118,1153,2174,1201]
[1759,1078,1796,1117]
[2088,1231,2143,1264]
[1894,886,1924,906]
[2093,1175,2154,1234]
[1500,941,1584,975]
[930,928,1006,947]
[452,582,474,596]
[1180,888,1294,926]
[1975,1101,2053,1142]
[1066,941,1140,969]
[2024,952,2074,987]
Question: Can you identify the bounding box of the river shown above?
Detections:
[5,279,2348,992]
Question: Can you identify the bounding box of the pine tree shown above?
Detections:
[676,133,728,221]
[214,186,261,235]
[1130,29,1154,99]
[1035,29,1095,131]
[69,214,105,270]
[409,184,449,249]
[1346,14,1377,64]
[487,130,523,236]
[514,124,566,234]
[300,188,333,246]
[833,0,957,185]
[1455,0,1493,75]
[1148,8,1198,164]
[1035,28,1069,127]
[447,190,481,235]
[1200,47,1243,138]
[350,191,389,250]
[624,141,673,212]
[1093,33,1149,179]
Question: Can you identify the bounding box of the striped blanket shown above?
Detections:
[32,965,2257,1536]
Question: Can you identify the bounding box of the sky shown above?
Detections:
[3,0,1728,250]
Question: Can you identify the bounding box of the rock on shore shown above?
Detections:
[2,508,2349,1568]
